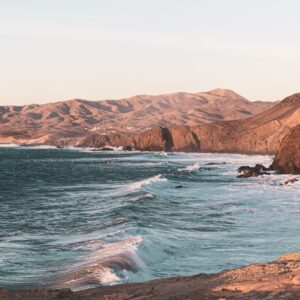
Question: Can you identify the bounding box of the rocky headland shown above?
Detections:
[81,93,300,155]
[272,124,300,174]
[2,252,300,299]
[1,90,300,158]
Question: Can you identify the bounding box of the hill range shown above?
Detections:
[0,89,274,146]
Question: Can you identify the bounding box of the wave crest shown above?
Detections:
[179,162,201,172]
[126,175,167,190]
[56,236,143,290]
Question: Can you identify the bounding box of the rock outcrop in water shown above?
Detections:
[81,93,300,154]
[237,164,271,178]
[3,252,300,299]
[271,124,300,174]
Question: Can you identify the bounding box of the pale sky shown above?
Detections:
[1,0,300,105]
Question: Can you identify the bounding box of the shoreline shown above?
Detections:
[1,145,298,299]
[0,142,276,156]
[2,252,300,299]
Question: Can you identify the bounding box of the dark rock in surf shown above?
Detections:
[237,164,271,178]
[122,145,133,151]
[281,178,299,185]
[175,185,183,189]
[100,147,114,151]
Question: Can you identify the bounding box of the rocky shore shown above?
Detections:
[2,253,300,299]
[272,124,300,174]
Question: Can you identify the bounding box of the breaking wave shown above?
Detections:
[178,162,201,172]
[0,144,20,148]
[131,192,154,201]
[125,175,167,190]
[56,236,143,291]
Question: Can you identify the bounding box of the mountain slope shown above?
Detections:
[0,89,274,145]
[82,93,300,154]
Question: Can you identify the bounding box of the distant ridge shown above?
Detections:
[81,92,300,154]
[0,89,274,145]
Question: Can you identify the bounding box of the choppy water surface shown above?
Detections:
[0,146,299,290]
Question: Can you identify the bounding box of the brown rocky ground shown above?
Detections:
[0,89,274,146]
[272,124,300,174]
[2,253,300,299]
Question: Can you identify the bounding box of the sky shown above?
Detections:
[0,0,300,105]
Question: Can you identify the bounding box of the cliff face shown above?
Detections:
[81,93,300,154]
[82,126,201,152]
[272,124,300,174]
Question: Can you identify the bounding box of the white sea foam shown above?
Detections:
[0,144,20,148]
[131,192,154,201]
[101,145,124,151]
[159,152,168,156]
[93,267,121,284]
[19,145,58,149]
[178,162,201,172]
[126,175,167,190]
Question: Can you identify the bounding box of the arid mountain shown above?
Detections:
[82,93,300,154]
[0,89,274,145]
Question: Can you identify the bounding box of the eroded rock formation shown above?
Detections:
[272,124,300,174]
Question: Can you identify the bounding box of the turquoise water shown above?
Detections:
[0,146,300,290]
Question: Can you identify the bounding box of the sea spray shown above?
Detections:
[178,162,201,172]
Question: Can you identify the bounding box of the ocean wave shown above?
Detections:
[178,162,201,172]
[0,231,18,238]
[19,145,58,149]
[56,236,143,290]
[131,192,154,201]
[125,175,167,190]
[279,176,300,186]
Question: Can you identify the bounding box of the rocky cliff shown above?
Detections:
[81,93,300,154]
[272,124,300,174]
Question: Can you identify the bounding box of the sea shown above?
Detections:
[0,145,299,291]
